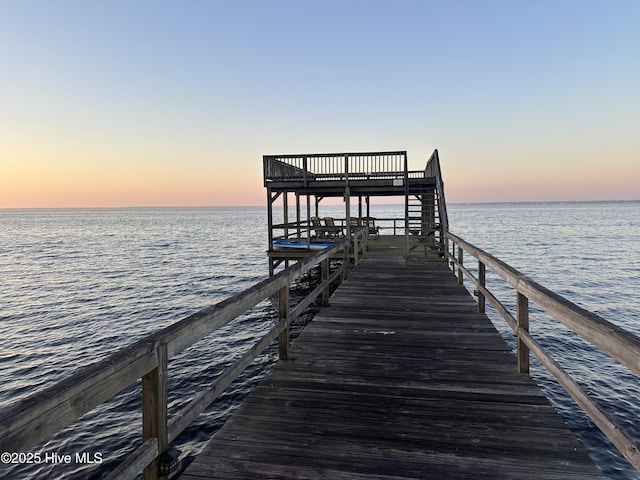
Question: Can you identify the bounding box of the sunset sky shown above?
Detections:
[1,1,638,208]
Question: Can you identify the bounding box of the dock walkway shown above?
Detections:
[181,238,605,479]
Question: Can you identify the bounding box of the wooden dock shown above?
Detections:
[3,150,636,479]
[181,238,605,479]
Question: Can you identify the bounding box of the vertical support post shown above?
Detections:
[364,225,369,252]
[457,247,464,285]
[278,285,289,360]
[306,194,311,242]
[283,192,289,239]
[445,237,450,268]
[344,185,351,280]
[267,188,274,246]
[478,261,486,313]
[303,156,308,187]
[142,343,168,480]
[344,187,351,238]
[321,258,330,306]
[295,193,301,238]
[344,153,349,180]
[354,231,360,266]
[267,188,274,276]
[517,292,530,374]
[342,241,349,281]
[403,152,409,261]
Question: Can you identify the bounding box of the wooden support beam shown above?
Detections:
[517,292,530,374]
[295,193,301,238]
[344,186,351,237]
[278,285,289,360]
[142,344,168,480]
[478,261,486,313]
[306,194,311,241]
[321,258,330,307]
[283,192,289,239]
[267,187,274,261]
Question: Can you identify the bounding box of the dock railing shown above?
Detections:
[264,151,408,185]
[0,237,363,480]
[270,217,407,240]
[445,231,640,472]
[423,149,448,231]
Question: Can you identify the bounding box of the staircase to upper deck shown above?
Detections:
[405,149,449,263]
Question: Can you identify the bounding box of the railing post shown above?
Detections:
[278,285,289,360]
[365,222,370,251]
[478,261,486,313]
[142,343,168,480]
[457,247,464,285]
[303,156,308,187]
[445,237,451,269]
[321,258,330,307]
[354,232,360,266]
[517,292,530,373]
[344,153,349,180]
[342,242,349,281]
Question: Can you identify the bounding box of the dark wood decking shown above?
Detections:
[181,238,605,479]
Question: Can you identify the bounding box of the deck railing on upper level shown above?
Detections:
[445,231,640,472]
[0,234,369,480]
[424,149,448,231]
[263,151,409,184]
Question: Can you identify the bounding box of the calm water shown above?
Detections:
[0,202,638,479]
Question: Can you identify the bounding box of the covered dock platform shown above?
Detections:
[264,150,448,274]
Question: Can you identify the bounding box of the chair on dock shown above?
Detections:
[323,217,343,238]
[310,216,328,238]
[363,216,379,239]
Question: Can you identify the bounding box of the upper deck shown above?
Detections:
[263,150,437,197]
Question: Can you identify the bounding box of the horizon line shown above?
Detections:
[1,199,639,211]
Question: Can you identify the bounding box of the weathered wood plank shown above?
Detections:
[181,252,606,479]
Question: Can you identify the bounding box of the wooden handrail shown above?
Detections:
[445,231,640,472]
[352,226,368,266]
[0,239,352,479]
[264,151,407,184]
[424,149,448,231]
